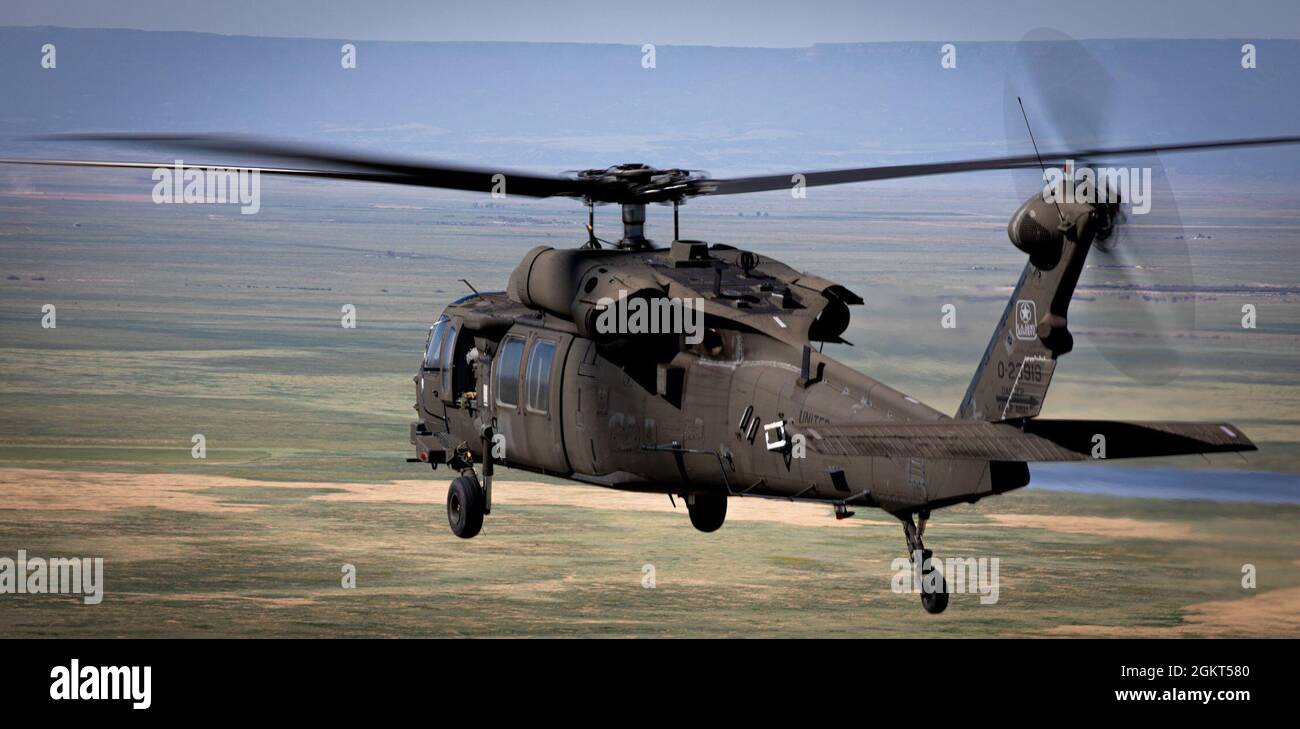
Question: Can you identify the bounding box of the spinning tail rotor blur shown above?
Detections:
[1005,28,1193,386]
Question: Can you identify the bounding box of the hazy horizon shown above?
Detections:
[3,27,1298,179]
[5,0,1300,44]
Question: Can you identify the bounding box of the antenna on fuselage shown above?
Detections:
[1016,96,1066,225]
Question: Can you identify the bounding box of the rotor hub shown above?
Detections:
[574,164,708,204]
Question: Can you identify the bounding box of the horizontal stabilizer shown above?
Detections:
[805,420,1255,462]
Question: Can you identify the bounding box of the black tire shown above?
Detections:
[920,571,949,614]
[447,475,484,539]
[687,493,727,532]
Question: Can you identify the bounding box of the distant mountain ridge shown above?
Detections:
[1,26,1298,178]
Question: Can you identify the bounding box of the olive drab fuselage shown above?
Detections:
[411,241,1029,516]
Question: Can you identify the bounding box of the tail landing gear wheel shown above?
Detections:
[687,493,727,532]
[447,475,484,539]
[899,512,949,614]
[920,559,950,615]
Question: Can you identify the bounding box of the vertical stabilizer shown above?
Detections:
[957,198,1094,421]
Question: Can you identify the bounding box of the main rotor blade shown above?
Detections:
[0,157,422,186]
[704,135,1300,196]
[14,131,1300,201]
[25,133,592,199]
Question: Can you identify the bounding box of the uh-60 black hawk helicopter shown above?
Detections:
[7,127,1299,613]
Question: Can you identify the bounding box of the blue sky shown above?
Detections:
[3,0,1299,45]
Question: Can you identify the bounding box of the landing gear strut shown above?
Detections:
[899,510,948,614]
[446,441,487,539]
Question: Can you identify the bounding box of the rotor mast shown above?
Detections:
[619,203,649,249]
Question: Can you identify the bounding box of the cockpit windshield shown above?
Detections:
[423,316,449,370]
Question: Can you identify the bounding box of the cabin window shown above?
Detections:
[495,335,525,407]
[525,339,557,414]
[423,317,448,370]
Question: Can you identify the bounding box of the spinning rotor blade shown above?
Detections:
[10,131,1300,204]
[1081,152,1191,386]
[0,156,418,186]
[1004,28,1193,386]
[23,133,593,199]
[701,137,1300,196]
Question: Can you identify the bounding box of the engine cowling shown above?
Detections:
[507,246,667,338]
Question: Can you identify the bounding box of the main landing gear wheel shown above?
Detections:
[899,511,949,614]
[447,474,484,539]
[687,493,727,532]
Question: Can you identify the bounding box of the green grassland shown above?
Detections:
[1,473,1296,637]
[0,169,1298,636]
